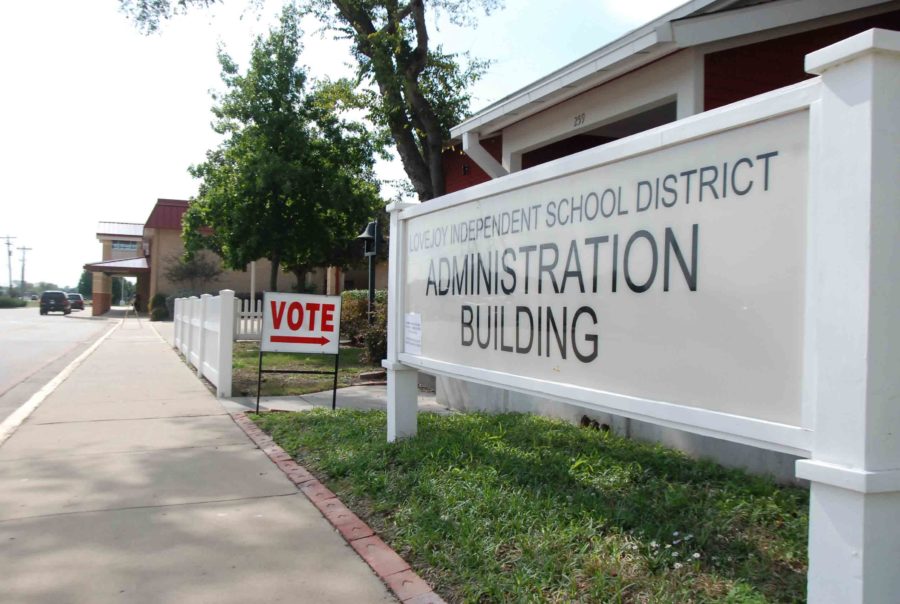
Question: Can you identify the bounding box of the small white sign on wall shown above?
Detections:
[404,312,422,355]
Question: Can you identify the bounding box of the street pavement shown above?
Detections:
[0,306,111,424]
[0,315,396,603]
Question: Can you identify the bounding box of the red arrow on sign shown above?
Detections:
[270,335,330,346]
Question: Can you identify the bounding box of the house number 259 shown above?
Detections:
[573,113,586,128]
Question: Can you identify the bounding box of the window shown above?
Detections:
[112,240,139,251]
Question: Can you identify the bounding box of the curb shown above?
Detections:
[231,412,447,604]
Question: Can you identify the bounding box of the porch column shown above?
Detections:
[92,272,111,316]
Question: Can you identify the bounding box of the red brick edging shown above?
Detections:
[231,412,446,604]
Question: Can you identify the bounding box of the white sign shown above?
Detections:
[404,312,422,355]
[260,292,342,355]
[402,111,808,428]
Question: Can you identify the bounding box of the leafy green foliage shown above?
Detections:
[361,297,387,363]
[149,292,167,308]
[304,0,498,199]
[77,270,93,298]
[162,253,222,294]
[254,410,809,603]
[339,288,387,345]
[184,5,384,290]
[119,0,499,201]
[0,295,27,308]
[119,0,222,34]
[111,278,134,303]
[149,291,170,320]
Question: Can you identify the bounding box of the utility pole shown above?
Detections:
[2,235,15,296]
[17,246,32,297]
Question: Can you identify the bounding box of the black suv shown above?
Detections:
[40,291,71,315]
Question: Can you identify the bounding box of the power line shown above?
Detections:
[2,236,15,295]
[17,246,32,295]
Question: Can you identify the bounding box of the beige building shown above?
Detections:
[85,199,384,316]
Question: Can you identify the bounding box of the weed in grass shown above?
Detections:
[253,410,808,603]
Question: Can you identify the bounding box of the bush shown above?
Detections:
[0,295,26,308]
[150,306,168,321]
[149,292,169,321]
[362,300,387,364]
[341,289,386,345]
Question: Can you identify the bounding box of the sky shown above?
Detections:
[0,0,684,288]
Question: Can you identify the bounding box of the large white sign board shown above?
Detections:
[261,292,341,355]
[402,111,808,429]
[384,32,900,603]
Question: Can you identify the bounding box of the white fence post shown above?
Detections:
[217,290,235,398]
[382,201,418,442]
[795,29,900,604]
[173,298,181,348]
[197,294,209,377]
[185,296,197,361]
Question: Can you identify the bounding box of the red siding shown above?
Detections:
[144,199,189,230]
[442,136,502,194]
[705,10,900,110]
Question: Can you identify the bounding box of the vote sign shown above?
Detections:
[261,292,342,355]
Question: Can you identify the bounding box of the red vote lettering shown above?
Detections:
[306,303,320,329]
[322,304,335,332]
[270,299,338,333]
[287,302,303,330]
[271,300,286,329]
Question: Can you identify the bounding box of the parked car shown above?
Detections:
[66,292,85,310]
[40,291,71,315]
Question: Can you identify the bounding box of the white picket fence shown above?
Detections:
[173,290,234,398]
[234,297,263,341]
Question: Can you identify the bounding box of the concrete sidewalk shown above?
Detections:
[0,318,395,603]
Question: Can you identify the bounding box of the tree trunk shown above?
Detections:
[269,254,279,291]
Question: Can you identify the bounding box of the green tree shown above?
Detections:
[77,270,93,298]
[163,253,222,293]
[183,5,382,291]
[120,0,498,201]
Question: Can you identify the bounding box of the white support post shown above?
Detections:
[796,29,900,604]
[173,298,181,348]
[382,201,418,442]
[250,260,256,314]
[185,296,197,360]
[198,294,210,377]
[217,289,234,398]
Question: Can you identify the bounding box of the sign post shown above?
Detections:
[256,292,342,413]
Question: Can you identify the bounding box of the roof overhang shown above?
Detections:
[84,257,150,274]
[450,0,896,139]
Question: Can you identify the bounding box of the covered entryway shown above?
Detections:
[83,257,150,316]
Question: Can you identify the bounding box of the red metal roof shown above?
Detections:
[144,199,189,230]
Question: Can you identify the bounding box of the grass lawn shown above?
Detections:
[232,341,380,397]
[252,409,808,603]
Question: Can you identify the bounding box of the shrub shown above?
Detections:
[0,295,26,309]
[362,300,387,364]
[149,293,169,321]
[341,289,386,345]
